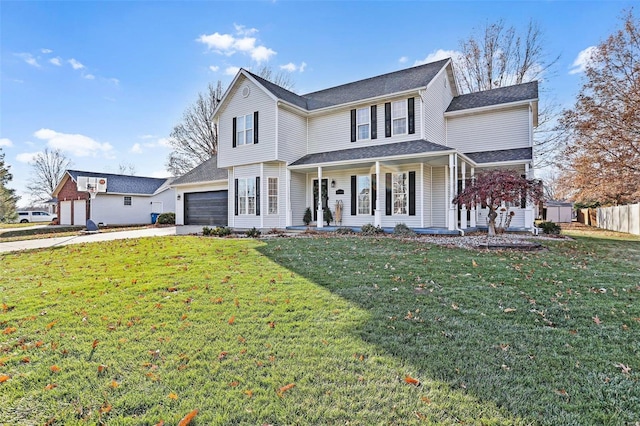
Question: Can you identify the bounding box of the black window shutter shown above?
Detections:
[385,173,392,215]
[409,171,416,216]
[408,98,415,135]
[371,173,377,215]
[350,109,356,142]
[232,117,237,148]
[254,111,259,144]
[255,176,260,216]
[384,103,391,137]
[234,179,239,215]
[370,105,377,139]
[350,176,357,215]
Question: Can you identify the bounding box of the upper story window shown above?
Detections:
[391,100,407,135]
[233,112,259,147]
[236,114,253,146]
[356,108,370,140]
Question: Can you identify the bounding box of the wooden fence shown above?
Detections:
[580,203,640,235]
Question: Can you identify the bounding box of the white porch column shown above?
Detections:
[460,161,467,230]
[374,161,382,227]
[448,154,457,231]
[470,167,477,228]
[286,168,292,227]
[317,166,323,228]
[524,163,534,229]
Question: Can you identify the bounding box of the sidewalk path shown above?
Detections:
[0,227,177,253]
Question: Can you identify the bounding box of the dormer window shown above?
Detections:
[236,114,253,145]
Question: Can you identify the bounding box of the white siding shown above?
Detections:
[290,172,307,226]
[261,162,287,229]
[90,189,176,225]
[430,166,447,227]
[446,106,530,153]
[307,96,422,155]
[277,107,307,164]
[422,165,433,226]
[230,164,262,229]
[218,76,277,168]
[422,71,454,144]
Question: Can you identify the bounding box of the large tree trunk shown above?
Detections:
[487,207,498,236]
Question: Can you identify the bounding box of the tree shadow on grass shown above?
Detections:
[257,236,640,425]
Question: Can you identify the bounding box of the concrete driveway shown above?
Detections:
[0,226,177,253]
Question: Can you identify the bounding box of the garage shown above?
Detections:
[184,191,228,226]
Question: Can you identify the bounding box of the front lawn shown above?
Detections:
[0,233,638,424]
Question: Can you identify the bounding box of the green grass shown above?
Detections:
[0,225,150,243]
[0,232,638,425]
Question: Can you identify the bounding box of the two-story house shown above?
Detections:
[179,58,538,233]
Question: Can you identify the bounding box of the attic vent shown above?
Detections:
[242,86,250,98]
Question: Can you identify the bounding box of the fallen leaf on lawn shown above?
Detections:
[451,304,459,310]
[21,357,30,363]
[167,287,178,292]
[154,422,164,426]
[2,327,17,335]
[97,365,108,374]
[593,315,602,325]
[421,396,431,404]
[99,403,112,414]
[50,365,60,373]
[228,316,235,325]
[45,383,57,390]
[555,389,569,397]
[268,321,275,328]
[277,383,296,396]
[211,297,223,304]
[168,392,178,400]
[472,259,478,267]
[92,339,99,349]
[177,409,198,426]
[110,380,119,388]
[229,381,239,387]
[614,363,631,374]
[234,298,240,308]
[244,389,254,398]
[46,320,58,329]
[404,375,421,386]
[218,351,228,360]
[503,308,516,313]
[0,374,10,383]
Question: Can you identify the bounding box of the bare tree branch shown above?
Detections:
[26,148,72,203]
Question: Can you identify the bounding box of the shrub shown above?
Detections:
[360,223,384,236]
[246,227,261,238]
[157,212,175,225]
[335,227,355,235]
[202,226,232,237]
[323,209,333,226]
[202,226,213,236]
[538,221,561,235]
[393,223,415,236]
[303,208,312,226]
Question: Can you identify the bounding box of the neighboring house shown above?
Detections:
[171,155,229,226]
[177,58,538,232]
[52,170,175,226]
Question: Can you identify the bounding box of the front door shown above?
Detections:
[313,179,329,222]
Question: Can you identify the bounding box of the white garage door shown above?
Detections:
[60,201,72,225]
[74,200,86,225]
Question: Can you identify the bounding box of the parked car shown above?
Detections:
[16,211,57,223]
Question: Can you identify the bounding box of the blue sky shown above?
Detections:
[0,0,634,206]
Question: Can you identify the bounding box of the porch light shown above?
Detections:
[177,194,181,201]
[331,179,336,188]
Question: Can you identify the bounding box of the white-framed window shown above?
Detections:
[356,107,370,140]
[391,100,407,135]
[237,178,256,215]
[236,114,254,146]
[357,175,370,215]
[124,196,132,206]
[268,177,278,215]
[392,172,407,215]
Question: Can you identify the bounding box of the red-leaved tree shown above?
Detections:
[453,170,543,236]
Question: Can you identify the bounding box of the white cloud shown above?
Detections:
[197,25,276,64]
[209,65,220,72]
[280,61,307,73]
[33,128,113,157]
[399,56,408,64]
[68,58,85,70]
[16,151,41,163]
[16,53,40,67]
[41,48,53,54]
[414,49,461,66]
[225,66,241,76]
[83,73,95,80]
[0,138,13,147]
[140,134,155,140]
[50,57,62,66]
[569,46,597,75]
[130,143,143,154]
[109,78,120,86]
[156,137,173,148]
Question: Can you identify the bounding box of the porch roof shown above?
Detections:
[289,139,454,168]
[464,147,532,164]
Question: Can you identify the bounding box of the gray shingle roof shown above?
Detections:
[67,170,169,195]
[245,59,450,111]
[464,147,532,164]
[171,155,228,185]
[290,140,453,167]
[446,81,538,112]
